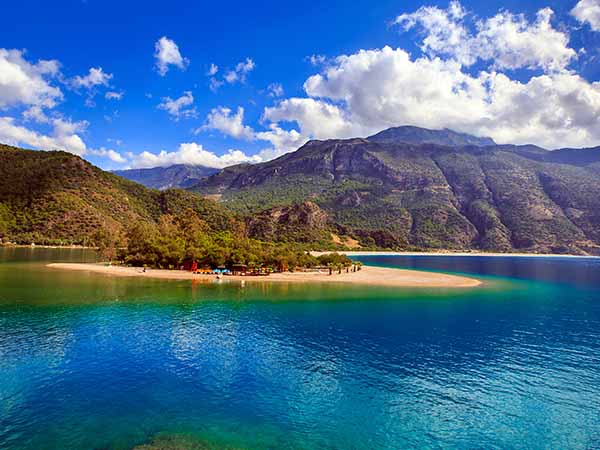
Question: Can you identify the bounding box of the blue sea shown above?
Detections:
[1,248,599,449]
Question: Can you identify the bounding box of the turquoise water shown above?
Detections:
[1,248,599,449]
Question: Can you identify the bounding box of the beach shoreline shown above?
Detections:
[47,263,482,288]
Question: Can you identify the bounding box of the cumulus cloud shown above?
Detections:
[105,91,124,100]
[572,0,600,31]
[22,105,50,123]
[209,77,224,92]
[154,36,188,76]
[209,58,255,90]
[306,54,327,66]
[195,104,309,161]
[0,48,62,109]
[130,142,262,168]
[224,58,255,83]
[263,97,358,139]
[0,116,88,155]
[88,147,126,163]
[72,67,112,89]
[254,124,308,159]
[207,63,219,76]
[257,2,600,149]
[395,1,576,72]
[300,46,599,148]
[201,106,255,140]
[267,82,284,97]
[157,91,197,121]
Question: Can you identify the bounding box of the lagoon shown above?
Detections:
[1,248,599,449]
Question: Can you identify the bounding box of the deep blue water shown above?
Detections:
[1,249,600,449]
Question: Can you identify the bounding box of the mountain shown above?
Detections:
[368,126,496,147]
[0,144,235,245]
[246,201,332,244]
[114,164,218,190]
[190,128,600,254]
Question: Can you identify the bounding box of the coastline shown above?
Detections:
[311,251,600,258]
[47,263,482,288]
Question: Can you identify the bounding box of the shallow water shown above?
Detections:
[1,248,599,449]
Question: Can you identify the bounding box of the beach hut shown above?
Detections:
[182,261,198,272]
[231,264,248,275]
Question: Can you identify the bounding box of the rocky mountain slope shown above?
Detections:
[368,126,496,147]
[246,201,332,244]
[190,128,600,254]
[113,164,218,190]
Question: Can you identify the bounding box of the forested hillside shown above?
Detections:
[0,144,235,245]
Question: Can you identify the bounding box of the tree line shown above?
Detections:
[98,208,354,271]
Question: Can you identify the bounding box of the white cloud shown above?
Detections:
[209,77,224,92]
[207,63,219,76]
[197,105,308,161]
[263,97,358,139]
[263,44,600,149]
[307,54,327,66]
[395,2,576,72]
[208,57,255,90]
[154,36,189,76]
[130,142,262,168]
[0,116,87,155]
[105,91,123,100]
[267,82,284,97]
[0,114,130,165]
[254,124,308,160]
[0,48,62,109]
[72,67,112,89]
[157,91,197,121]
[225,58,255,83]
[107,138,123,146]
[22,105,50,123]
[89,147,126,163]
[572,0,600,31]
[201,106,255,140]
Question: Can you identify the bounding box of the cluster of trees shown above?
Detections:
[112,208,354,271]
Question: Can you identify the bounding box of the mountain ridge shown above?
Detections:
[367,126,496,147]
[114,164,218,190]
[190,129,600,254]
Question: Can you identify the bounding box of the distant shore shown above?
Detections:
[1,244,97,249]
[47,263,482,288]
[311,251,600,258]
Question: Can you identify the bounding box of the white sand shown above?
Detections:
[47,263,481,288]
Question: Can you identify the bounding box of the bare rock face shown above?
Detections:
[247,201,331,243]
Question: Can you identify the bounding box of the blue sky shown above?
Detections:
[1,0,599,169]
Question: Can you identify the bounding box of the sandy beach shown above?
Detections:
[47,263,481,288]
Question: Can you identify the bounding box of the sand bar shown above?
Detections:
[47,263,481,288]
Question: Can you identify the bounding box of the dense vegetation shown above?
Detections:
[0,144,236,246]
[117,208,353,270]
[0,144,355,269]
